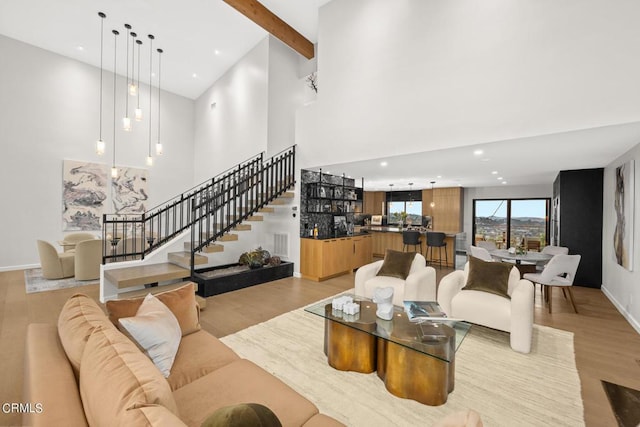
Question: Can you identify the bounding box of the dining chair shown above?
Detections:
[536,245,569,271]
[402,230,422,255]
[468,245,493,262]
[523,254,581,313]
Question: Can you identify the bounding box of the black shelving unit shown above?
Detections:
[300,169,363,237]
[552,168,603,288]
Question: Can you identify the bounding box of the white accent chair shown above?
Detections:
[536,245,569,271]
[524,254,581,314]
[74,239,103,280]
[37,240,75,279]
[468,246,493,262]
[355,254,436,306]
[438,262,534,353]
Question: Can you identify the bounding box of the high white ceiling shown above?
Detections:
[2,1,639,190]
[0,0,331,100]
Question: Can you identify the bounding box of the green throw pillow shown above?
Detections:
[462,256,512,299]
[201,403,282,427]
[376,249,415,280]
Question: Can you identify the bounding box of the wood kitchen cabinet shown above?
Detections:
[300,235,372,281]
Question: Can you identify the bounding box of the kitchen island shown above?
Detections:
[300,233,373,281]
[361,226,462,268]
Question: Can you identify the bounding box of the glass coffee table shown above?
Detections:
[305,294,471,406]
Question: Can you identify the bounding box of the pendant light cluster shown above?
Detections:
[95,11,165,177]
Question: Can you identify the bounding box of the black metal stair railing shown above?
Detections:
[189,145,296,275]
[102,145,296,269]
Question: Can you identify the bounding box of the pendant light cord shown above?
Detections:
[98,12,105,141]
[112,30,119,168]
[148,35,154,158]
[157,48,162,145]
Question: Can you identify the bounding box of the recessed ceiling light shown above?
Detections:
[481,158,490,162]
[76,45,84,51]
[192,73,198,78]
[380,161,388,167]
[436,175,442,178]
[473,149,483,156]
[502,181,507,184]
[497,177,503,180]
[214,49,220,55]
[152,72,156,77]
[491,171,498,175]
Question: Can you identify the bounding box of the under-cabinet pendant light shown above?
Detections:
[146,34,154,166]
[430,181,436,208]
[135,38,143,121]
[112,29,120,178]
[96,12,106,156]
[122,24,132,131]
[155,48,164,156]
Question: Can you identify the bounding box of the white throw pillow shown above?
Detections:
[118,293,181,378]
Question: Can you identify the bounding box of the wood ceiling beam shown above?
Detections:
[223,0,315,59]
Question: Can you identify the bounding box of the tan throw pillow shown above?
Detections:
[376,249,415,280]
[462,256,512,299]
[106,282,201,336]
[119,294,182,378]
[79,326,179,426]
[57,293,114,379]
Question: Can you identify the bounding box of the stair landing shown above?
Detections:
[104,263,190,289]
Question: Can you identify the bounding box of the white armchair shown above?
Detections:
[437,262,534,353]
[355,253,436,306]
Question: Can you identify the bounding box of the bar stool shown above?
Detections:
[426,232,447,268]
[402,230,422,255]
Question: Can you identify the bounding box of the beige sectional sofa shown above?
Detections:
[23,283,343,427]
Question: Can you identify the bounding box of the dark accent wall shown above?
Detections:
[553,168,603,288]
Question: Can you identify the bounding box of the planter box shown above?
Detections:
[193,262,294,297]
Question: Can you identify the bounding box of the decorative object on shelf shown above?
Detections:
[372,287,394,320]
[306,72,318,93]
[331,295,354,311]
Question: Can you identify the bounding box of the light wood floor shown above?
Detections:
[1,268,639,426]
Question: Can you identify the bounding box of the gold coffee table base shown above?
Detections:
[325,319,376,373]
[377,339,452,406]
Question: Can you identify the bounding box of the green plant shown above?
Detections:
[238,247,271,268]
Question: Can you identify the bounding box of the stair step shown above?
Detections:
[246,215,263,222]
[268,199,288,205]
[168,252,208,268]
[105,263,190,289]
[184,242,225,253]
[258,207,275,213]
[279,191,295,198]
[217,233,238,242]
[232,223,252,231]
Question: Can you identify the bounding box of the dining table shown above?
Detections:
[489,249,553,277]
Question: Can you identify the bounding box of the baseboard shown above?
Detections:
[601,284,640,335]
[0,263,39,272]
[293,271,302,279]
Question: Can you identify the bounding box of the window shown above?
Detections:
[473,198,550,249]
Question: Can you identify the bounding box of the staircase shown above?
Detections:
[100,146,296,303]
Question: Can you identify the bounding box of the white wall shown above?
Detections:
[602,142,640,333]
[0,35,195,269]
[296,0,640,166]
[192,36,305,270]
[463,184,553,248]
[193,38,269,184]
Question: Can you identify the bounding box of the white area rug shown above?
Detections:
[24,268,98,294]
[221,305,584,427]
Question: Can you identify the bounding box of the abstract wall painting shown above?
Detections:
[112,166,149,214]
[62,160,108,231]
[613,160,634,271]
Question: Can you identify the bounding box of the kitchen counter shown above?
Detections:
[361,226,459,236]
[300,232,369,240]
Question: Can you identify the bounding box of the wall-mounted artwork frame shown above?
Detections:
[112,166,149,214]
[613,159,634,271]
[62,160,108,231]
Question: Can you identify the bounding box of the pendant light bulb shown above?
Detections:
[146,156,153,166]
[122,116,131,131]
[111,166,118,178]
[430,181,436,208]
[135,108,143,121]
[129,83,138,96]
[155,142,163,156]
[96,139,105,156]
